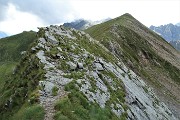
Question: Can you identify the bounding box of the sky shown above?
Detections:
[0,0,179,35]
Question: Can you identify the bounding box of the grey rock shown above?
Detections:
[111,103,124,117]
[67,61,77,70]
[36,50,55,69]
[39,81,55,95]
[31,47,36,51]
[39,38,46,44]
[38,43,45,49]
[45,31,59,45]
[45,70,72,86]
[93,63,104,71]
[77,62,83,69]
[98,58,104,64]
[104,61,177,120]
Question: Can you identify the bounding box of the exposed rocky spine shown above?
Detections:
[32,25,177,120]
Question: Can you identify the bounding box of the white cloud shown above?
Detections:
[0,0,180,35]
[70,0,180,27]
[0,3,45,35]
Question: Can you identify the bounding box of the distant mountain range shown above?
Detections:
[63,18,111,30]
[149,23,180,51]
[0,31,7,38]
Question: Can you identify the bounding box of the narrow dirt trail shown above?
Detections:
[40,88,67,120]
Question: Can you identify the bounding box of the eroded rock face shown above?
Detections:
[33,25,177,120]
[104,62,177,120]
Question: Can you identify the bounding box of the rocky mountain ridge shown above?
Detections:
[0,14,179,120]
[37,25,177,119]
[86,13,180,119]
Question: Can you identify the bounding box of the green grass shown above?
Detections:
[0,62,17,91]
[0,31,37,90]
[52,86,59,96]
[0,31,37,62]
[86,13,180,88]
[55,81,120,120]
[61,67,128,120]
[0,31,45,119]
[11,104,45,120]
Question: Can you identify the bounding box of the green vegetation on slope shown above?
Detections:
[86,13,180,106]
[11,104,45,120]
[0,31,37,91]
[0,31,37,62]
[54,79,126,120]
[0,31,43,119]
[86,13,180,84]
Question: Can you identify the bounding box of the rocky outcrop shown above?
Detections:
[30,25,177,119]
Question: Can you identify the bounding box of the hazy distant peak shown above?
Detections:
[149,23,180,42]
[63,18,111,30]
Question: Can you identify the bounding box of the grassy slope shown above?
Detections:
[0,31,45,119]
[86,13,180,115]
[0,31,37,90]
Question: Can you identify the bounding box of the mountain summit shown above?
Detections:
[86,13,180,118]
[0,13,179,120]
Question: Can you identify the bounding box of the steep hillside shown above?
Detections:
[0,31,37,62]
[0,31,37,92]
[170,40,180,51]
[0,24,178,120]
[86,13,180,118]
